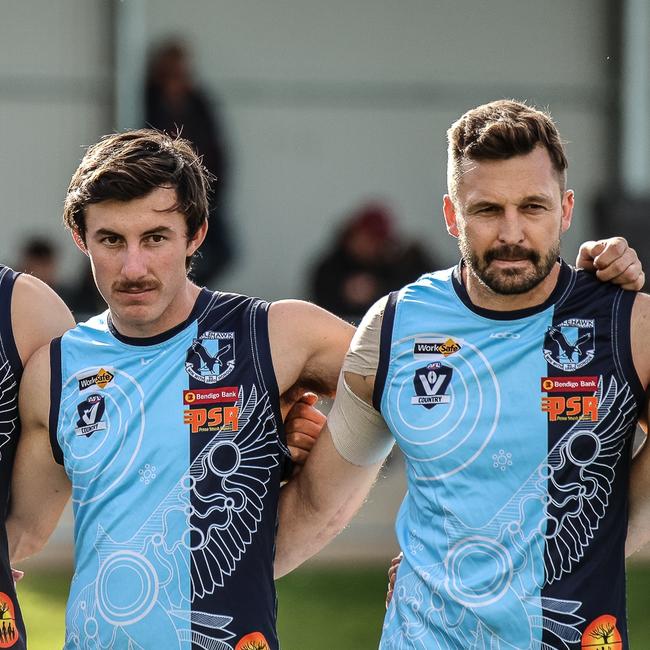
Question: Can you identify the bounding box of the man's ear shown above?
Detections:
[187,220,208,256]
[560,190,574,235]
[72,229,88,255]
[443,195,460,238]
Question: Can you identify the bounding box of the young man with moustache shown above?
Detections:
[275,100,650,649]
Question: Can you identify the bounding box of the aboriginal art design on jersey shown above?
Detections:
[0,360,17,463]
[64,382,277,650]
[382,373,635,650]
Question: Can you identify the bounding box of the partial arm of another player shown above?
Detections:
[625,293,650,556]
[576,237,644,290]
[7,344,72,563]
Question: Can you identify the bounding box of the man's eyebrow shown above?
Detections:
[519,194,553,204]
[91,226,174,238]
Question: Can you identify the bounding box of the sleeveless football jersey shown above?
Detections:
[376,261,643,650]
[0,266,26,650]
[50,289,289,650]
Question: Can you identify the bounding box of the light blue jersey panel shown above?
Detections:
[56,312,195,650]
[380,269,553,650]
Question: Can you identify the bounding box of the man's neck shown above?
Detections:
[462,261,562,312]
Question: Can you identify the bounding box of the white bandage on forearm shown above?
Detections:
[328,372,394,466]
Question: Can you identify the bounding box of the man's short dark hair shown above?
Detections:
[447,99,568,199]
[63,129,211,246]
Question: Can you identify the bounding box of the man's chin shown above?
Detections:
[480,269,544,295]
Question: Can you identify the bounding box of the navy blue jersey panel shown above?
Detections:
[0,266,27,650]
[188,291,283,649]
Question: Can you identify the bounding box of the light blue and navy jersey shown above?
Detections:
[50,289,289,650]
[376,261,643,650]
[0,266,26,650]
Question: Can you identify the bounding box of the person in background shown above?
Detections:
[310,200,435,322]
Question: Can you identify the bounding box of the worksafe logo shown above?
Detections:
[185,331,235,383]
[78,368,114,391]
[413,338,462,358]
[543,318,595,371]
[411,362,453,409]
[75,394,107,437]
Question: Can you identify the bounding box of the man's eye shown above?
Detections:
[147,234,165,243]
[102,236,120,245]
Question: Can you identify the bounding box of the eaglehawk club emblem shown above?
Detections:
[543,318,595,371]
[185,331,236,383]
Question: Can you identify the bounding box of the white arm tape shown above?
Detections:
[328,372,395,467]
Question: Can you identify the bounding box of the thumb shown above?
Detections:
[299,392,319,406]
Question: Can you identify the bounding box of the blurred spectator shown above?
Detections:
[145,37,234,285]
[16,237,60,288]
[310,201,435,321]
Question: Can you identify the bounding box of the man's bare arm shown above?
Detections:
[625,292,650,556]
[7,344,71,562]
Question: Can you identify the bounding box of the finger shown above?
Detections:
[298,392,319,406]
[591,237,629,270]
[288,447,309,466]
[385,586,394,609]
[285,402,326,423]
[11,569,24,583]
[575,240,605,270]
[286,431,318,451]
[618,267,645,291]
[284,417,325,439]
[594,251,636,283]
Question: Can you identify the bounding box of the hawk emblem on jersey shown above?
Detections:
[411,362,453,409]
[75,394,107,437]
[543,318,595,371]
[185,331,235,383]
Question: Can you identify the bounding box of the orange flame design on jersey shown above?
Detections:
[581,614,623,649]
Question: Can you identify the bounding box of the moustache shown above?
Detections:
[483,245,540,265]
[113,280,159,293]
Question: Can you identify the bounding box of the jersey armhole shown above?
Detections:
[614,290,645,408]
[49,337,64,466]
[372,291,399,412]
[0,268,23,381]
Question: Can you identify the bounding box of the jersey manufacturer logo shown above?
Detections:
[413,338,462,358]
[78,368,114,391]
[411,362,453,409]
[489,331,521,339]
[183,405,239,433]
[75,394,107,437]
[581,614,622,648]
[543,318,595,371]
[0,592,19,647]
[183,386,239,405]
[185,331,235,383]
[541,376,599,393]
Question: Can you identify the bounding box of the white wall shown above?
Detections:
[0,0,112,278]
[140,0,614,300]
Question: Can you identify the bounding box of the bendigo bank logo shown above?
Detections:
[541,375,599,422]
[411,362,453,409]
[581,614,622,648]
[77,368,114,391]
[0,593,19,647]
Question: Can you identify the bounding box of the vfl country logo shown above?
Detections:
[544,318,595,371]
[581,614,622,648]
[77,368,114,391]
[0,592,19,647]
[413,338,462,358]
[185,331,235,383]
[75,394,107,437]
[411,362,453,409]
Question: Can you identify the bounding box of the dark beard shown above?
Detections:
[460,240,559,295]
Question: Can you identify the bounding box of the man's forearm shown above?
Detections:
[274,427,382,578]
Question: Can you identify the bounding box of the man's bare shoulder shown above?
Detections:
[631,293,650,388]
[12,274,75,365]
[268,300,354,397]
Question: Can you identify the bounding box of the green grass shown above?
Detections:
[14,563,650,649]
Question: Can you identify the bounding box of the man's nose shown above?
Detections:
[497,207,525,244]
[121,246,148,279]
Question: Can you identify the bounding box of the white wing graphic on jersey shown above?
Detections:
[0,359,18,461]
[66,385,278,650]
[385,376,636,650]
